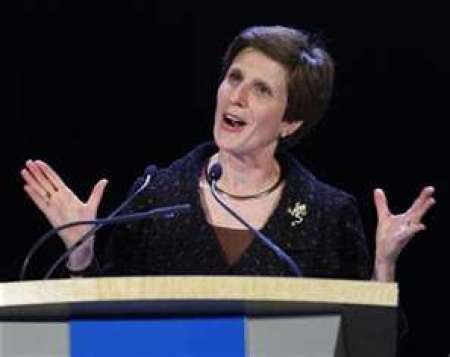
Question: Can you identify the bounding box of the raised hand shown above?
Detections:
[21,160,108,249]
[373,186,436,280]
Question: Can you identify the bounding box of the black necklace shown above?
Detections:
[204,162,284,200]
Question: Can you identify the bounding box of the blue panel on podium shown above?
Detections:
[70,317,246,357]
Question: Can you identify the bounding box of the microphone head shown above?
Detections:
[144,164,158,177]
[207,162,223,183]
[127,165,158,196]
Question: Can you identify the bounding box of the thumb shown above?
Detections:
[373,188,390,220]
[87,179,109,211]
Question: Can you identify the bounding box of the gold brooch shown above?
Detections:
[287,201,308,227]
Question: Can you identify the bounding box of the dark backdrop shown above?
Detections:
[4,2,449,356]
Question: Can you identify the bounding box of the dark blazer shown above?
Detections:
[94,142,371,279]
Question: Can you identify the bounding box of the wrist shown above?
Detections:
[373,258,396,282]
[66,237,95,272]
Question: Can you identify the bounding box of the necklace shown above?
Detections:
[203,160,284,200]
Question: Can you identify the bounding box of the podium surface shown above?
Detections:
[0,276,398,356]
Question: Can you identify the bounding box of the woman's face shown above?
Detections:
[214,47,301,157]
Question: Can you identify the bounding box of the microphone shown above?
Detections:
[207,162,223,183]
[207,162,302,277]
[20,166,157,280]
[20,166,156,280]
[40,203,191,280]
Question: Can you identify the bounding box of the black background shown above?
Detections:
[4,2,449,356]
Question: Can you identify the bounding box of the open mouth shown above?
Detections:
[223,113,247,128]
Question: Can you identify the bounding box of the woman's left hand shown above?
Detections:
[373,186,435,280]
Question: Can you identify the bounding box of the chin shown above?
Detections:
[214,136,246,156]
[214,137,240,154]
[213,125,278,157]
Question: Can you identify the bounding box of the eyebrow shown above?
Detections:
[228,67,276,94]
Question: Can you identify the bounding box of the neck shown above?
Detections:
[213,149,280,196]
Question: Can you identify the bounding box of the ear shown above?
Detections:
[280,120,303,138]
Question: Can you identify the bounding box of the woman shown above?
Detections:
[21,26,435,280]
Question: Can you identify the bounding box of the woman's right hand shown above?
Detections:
[21,160,108,249]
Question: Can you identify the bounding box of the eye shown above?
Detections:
[254,82,272,97]
[227,69,242,84]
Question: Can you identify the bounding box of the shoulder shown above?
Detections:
[128,142,217,207]
[146,142,216,189]
[281,152,357,215]
[312,178,358,216]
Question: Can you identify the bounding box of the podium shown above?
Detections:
[0,276,398,356]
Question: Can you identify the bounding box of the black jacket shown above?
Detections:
[93,142,371,279]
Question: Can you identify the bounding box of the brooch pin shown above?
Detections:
[287,201,308,227]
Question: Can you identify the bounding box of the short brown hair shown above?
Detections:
[221,25,335,149]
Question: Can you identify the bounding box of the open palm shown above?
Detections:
[374,186,435,264]
[21,160,108,249]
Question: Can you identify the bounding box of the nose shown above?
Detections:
[229,83,249,107]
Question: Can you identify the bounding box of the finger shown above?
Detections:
[21,167,49,200]
[25,160,56,194]
[373,188,391,220]
[34,160,67,191]
[408,197,436,224]
[407,186,435,217]
[20,167,36,186]
[87,179,108,211]
[406,223,426,238]
[394,223,426,251]
[23,184,50,214]
[21,163,46,192]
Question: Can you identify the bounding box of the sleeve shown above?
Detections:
[99,165,159,276]
[58,165,158,278]
[98,189,158,277]
[333,195,372,280]
[98,216,150,276]
[336,196,409,338]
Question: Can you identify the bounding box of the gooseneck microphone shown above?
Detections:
[20,166,191,280]
[21,167,155,280]
[42,203,190,280]
[207,163,302,277]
